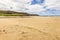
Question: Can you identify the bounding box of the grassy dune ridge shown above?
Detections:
[0,10,39,16]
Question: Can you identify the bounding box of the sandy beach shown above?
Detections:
[0,16,60,40]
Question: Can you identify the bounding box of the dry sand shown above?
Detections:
[0,16,60,40]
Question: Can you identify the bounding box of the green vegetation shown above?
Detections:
[0,10,39,16]
[0,13,28,16]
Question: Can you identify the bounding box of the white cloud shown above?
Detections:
[0,0,60,15]
[45,0,60,10]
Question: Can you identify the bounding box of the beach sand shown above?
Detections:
[0,16,60,40]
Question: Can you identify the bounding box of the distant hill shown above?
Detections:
[0,10,39,16]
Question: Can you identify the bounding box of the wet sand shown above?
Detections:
[0,16,60,40]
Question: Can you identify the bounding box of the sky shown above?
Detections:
[0,0,60,16]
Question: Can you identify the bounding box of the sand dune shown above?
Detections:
[0,16,60,40]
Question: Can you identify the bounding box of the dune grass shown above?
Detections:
[0,13,25,16]
[0,10,39,16]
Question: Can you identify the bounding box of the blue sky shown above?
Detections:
[0,0,60,16]
[31,0,44,5]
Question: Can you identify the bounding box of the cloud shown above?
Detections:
[45,0,60,10]
[0,0,60,15]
